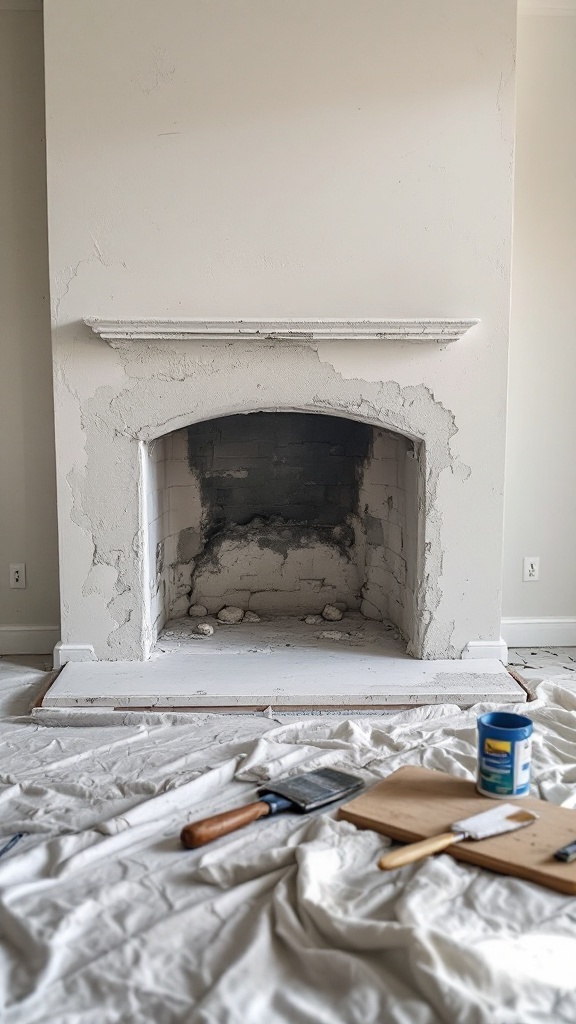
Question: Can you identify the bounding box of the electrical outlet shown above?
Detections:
[523,556,539,582]
[9,563,26,589]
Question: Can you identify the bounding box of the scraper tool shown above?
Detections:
[181,767,363,848]
[378,803,538,870]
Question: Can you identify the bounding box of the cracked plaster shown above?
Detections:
[60,337,468,660]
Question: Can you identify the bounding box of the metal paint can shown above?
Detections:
[476,711,533,799]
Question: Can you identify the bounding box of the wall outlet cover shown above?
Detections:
[9,564,26,589]
[522,556,540,582]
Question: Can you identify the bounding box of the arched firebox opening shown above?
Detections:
[144,410,423,656]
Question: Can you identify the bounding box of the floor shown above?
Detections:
[0,654,53,716]
[507,646,576,697]
[4,656,576,1022]
[40,614,522,711]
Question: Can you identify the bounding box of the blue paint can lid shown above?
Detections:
[478,711,533,739]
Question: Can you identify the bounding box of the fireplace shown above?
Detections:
[145,411,420,649]
[49,316,508,668]
[43,0,517,682]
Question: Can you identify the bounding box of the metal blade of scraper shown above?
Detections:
[260,768,364,811]
[181,768,363,849]
[379,803,539,871]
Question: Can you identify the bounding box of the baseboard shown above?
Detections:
[53,642,97,669]
[462,638,508,663]
[501,618,576,648]
[0,625,60,656]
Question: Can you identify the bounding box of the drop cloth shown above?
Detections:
[1,678,576,1023]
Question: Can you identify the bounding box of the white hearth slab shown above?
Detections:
[43,616,524,710]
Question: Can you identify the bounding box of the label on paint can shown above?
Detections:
[476,712,533,798]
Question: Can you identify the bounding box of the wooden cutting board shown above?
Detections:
[338,765,576,894]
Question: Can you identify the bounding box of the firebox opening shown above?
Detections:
[144,411,421,654]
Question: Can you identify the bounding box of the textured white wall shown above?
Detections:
[0,11,60,652]
[503,9,576,623]
[44,0,516,321]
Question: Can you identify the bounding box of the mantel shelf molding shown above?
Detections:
[84,317,479,346]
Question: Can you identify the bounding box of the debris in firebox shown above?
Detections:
[321,604,343,622]
[217,606,245,623]
[194,622,214,637]
[305,615,323,625]
[188,604,208,618]
[319,630,348,641]
[243,611,261,623]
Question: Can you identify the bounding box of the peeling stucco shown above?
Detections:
[62,337,468,659]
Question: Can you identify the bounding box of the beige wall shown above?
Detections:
[502,8,576,633]
[0,11,60,652]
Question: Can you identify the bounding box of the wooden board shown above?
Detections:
[338,766,576,894]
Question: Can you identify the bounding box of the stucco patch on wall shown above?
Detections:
[61,339,463,659]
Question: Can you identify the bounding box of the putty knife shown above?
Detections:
[181,767,363,848]
[378,803,539,870]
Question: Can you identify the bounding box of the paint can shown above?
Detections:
[476,711,533,798]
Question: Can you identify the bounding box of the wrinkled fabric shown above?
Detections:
[1,678,576,1022]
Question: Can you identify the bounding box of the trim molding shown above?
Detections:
[0,625,60,656]
[501,618,576,647]
[462,638,509,663]
[85,317,479,347]
[53,642,97,669]
[520,1,576,14]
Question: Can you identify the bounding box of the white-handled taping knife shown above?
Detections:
[378,803,538,871]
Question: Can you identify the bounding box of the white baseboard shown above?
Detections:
[501,618,576,648]
[53,642,97,669]
[0,625,60,656]
[462,638,508,663]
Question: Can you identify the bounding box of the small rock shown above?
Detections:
[305,615,323,625]
[322,604,343,622]
[217,606,245,624]
[243,610,261,623]
[195,622,214,636]
[188,604,208,618]
[319,630,348,641]
[333,601,348,613]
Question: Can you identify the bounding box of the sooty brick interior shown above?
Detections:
[187,412,372,529]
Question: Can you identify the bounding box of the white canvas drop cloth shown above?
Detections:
[1,678,576,1023]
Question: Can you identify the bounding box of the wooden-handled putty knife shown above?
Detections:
[378,802,539,871]
[181,767,363,848]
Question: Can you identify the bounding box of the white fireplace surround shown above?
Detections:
[52,315,508,667]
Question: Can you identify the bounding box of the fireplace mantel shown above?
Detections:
[84,317,479,345]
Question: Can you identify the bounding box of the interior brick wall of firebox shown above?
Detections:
[144,413,420,639]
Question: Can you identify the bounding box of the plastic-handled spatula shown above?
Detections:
[378,803,539,870]
[181,768,363,848]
